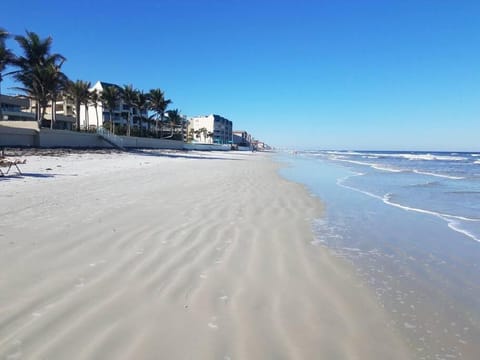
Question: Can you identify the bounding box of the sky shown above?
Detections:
[2,0,479,150]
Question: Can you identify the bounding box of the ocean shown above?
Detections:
[279,150,480,360]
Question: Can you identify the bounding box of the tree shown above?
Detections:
[100,85,120,134]
[121,84,136,136]
[165,108,182,139]
[12,31,66,125]
[133,90,149,137]
[90,89,100,128]
[43,62,68,129]
[148,88,171,137]
[68,80,90,131]
[0,28,15,121]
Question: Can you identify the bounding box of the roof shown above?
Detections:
[0,95,29,108]
[99,82,122,90]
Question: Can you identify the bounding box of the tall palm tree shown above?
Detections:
[90,89,100,128]
[121,84,136,136]
[148,88,171,137]
[165,109,182,138]
[12,31,65,125]
[0,28,15,121]
[133,90,149,137]
[101,85,120,134]
[68,80,90,131]
[43,62,68,129]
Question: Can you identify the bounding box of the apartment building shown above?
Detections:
[232,130,252,147]
[0,95,35,121]
[188,114,233,144]
[80,81,148,131]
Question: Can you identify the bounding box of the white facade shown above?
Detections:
[80,81,148,131]
[188,114,233,144]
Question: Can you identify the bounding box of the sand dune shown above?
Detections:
[0,151,410,359]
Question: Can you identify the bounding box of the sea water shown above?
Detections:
[279,151,480,360]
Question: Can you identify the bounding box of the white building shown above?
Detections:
[188,114,233,144]
[80,81,148,132]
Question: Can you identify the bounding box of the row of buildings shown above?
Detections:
[1,81,270,150]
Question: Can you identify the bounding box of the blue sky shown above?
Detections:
[2,0,479,150]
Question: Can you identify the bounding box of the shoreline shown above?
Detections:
[0,150,410,358]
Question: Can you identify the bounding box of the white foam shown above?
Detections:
[337,175,480,243]
[365,153,466,162]
[413,170,465,180]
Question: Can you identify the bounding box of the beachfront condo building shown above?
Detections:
[188,114,233,144]
[232,130,252,148]
[0,95,35,122]
[79,81,148,132]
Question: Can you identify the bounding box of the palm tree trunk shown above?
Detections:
[76,100,80,131]
[50,96,55,129]
[85,103,89,130]
[112,111,116,134]
[95,106,99,128]
[0,76,3,121]
[127,112,130,136]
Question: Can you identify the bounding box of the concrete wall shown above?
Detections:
[1,126,220,151]
[123,136,184,150]
[0,121,38,147]
[183,143,231,151]
[39,129,111,148]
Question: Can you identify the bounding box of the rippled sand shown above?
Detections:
[0,150,410,359]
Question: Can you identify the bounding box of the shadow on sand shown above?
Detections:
[130,149,244,161]
[0,172,56,181]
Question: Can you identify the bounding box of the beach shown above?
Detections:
[281,151,480,360]
[0,150,409,359]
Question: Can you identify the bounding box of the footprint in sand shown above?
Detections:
[208,316,218,330]
[199,273,207,279]
[219,295,229,303]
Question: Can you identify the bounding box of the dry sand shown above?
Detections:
[0,150,411,359]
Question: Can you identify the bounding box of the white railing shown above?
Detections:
[96,127,125,149]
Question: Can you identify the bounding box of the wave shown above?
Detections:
[446,190,480,195]
[334,151,468,162]
[405,181,441,188]
[333,158,404,173]
[336,174,480,242]
[474,160,480,164]
[333,158,464,178]
[412,170,465,180]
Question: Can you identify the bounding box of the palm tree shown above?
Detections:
[121,84,136,136]
[148,88,171,137]
[0,28,15,121]
[90,89,100,128]
[68,80,90,131]
[12,31,65,125]
[43,62,68,129]
[165,109,182,139]
[101,85,120,134]
[133,90,149,137]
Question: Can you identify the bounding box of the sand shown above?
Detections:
[0,150,411,359]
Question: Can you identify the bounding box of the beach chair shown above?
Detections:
[0,158,26,176]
